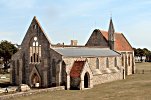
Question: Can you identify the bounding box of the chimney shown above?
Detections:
[71,40,78,46]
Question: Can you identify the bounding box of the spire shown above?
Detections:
[108,17,115,34]
[108,17,115,50]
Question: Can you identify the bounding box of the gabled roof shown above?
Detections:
[100,30,133,51]
[33,16,51,44]
[70,61,85,78]
[21,16,51,46]
[85,29,109,48]
[53,47,120,57]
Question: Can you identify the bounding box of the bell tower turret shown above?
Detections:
[108,18,115,50]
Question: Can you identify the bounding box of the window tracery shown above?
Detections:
[30,36,41,63]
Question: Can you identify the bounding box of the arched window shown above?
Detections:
[106,57,109,68]
[96,58,99,69]
[114,57,117,67]
[30,36,41,63]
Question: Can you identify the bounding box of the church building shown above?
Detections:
[86,18,135,75]
[10,17,128,90]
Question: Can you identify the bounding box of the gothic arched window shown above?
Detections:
[30,36,41,63]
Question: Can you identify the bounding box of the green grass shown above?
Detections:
[136,62,151,70]
[7,62,151,100]
[135,62,151,74]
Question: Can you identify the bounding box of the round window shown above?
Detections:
[34,37,37,41]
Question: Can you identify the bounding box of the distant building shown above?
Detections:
[135,56,146,62]
[10,17,127,90]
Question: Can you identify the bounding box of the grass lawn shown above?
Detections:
[136,62,151,70]
[7,62,151,100]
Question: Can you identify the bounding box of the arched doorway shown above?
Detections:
[84,72,90,88]
[31,73,40,87]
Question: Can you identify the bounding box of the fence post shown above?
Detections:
[142,70,144,74]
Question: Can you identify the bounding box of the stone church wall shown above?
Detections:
[120,51,135,75]
[63,56,122,74]
[63,56,123,89]
[11,50,22,85]
[93,71,123,85]
[49,48,63,86]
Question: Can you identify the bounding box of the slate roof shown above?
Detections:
[53,48,120,57]
[70,61,85,78]
[100,30,133,51]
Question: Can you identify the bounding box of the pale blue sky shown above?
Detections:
[0,0,151,49]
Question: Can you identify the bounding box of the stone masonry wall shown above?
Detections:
[85,29,108,47]
[11,17,52,87]
[49,48,63,86]
[93,70,123,85]
[63,56,122,75]
[119,51,135,75]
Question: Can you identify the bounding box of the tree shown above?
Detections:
[143,48,151,62]
[137,48,145,62]
[133,47,151,62]
[143,48,150,56]
[0,40,18,69]
[133,48,139,56]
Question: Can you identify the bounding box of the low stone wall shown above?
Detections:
[93,71,123,85]
[0,86,65,100]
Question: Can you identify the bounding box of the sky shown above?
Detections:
[0,0,151,50]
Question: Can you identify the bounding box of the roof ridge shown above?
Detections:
[100,29,122,34]
[34,16,51,44]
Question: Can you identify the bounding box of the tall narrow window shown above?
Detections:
[17,60,19,76]
[33,24,37,29]
[30,36,41,63]
[31,56,33,62]
[33,53,36,62]
[128,54,131,66]
[37,55,39,62]
[122,55,124,66]
[114,57,117,67]
[52,59,56,77]
[106,57,109,68]
[96,58,99,69]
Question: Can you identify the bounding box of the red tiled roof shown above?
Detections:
[100,30,133,51]
[70,61,85,78]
